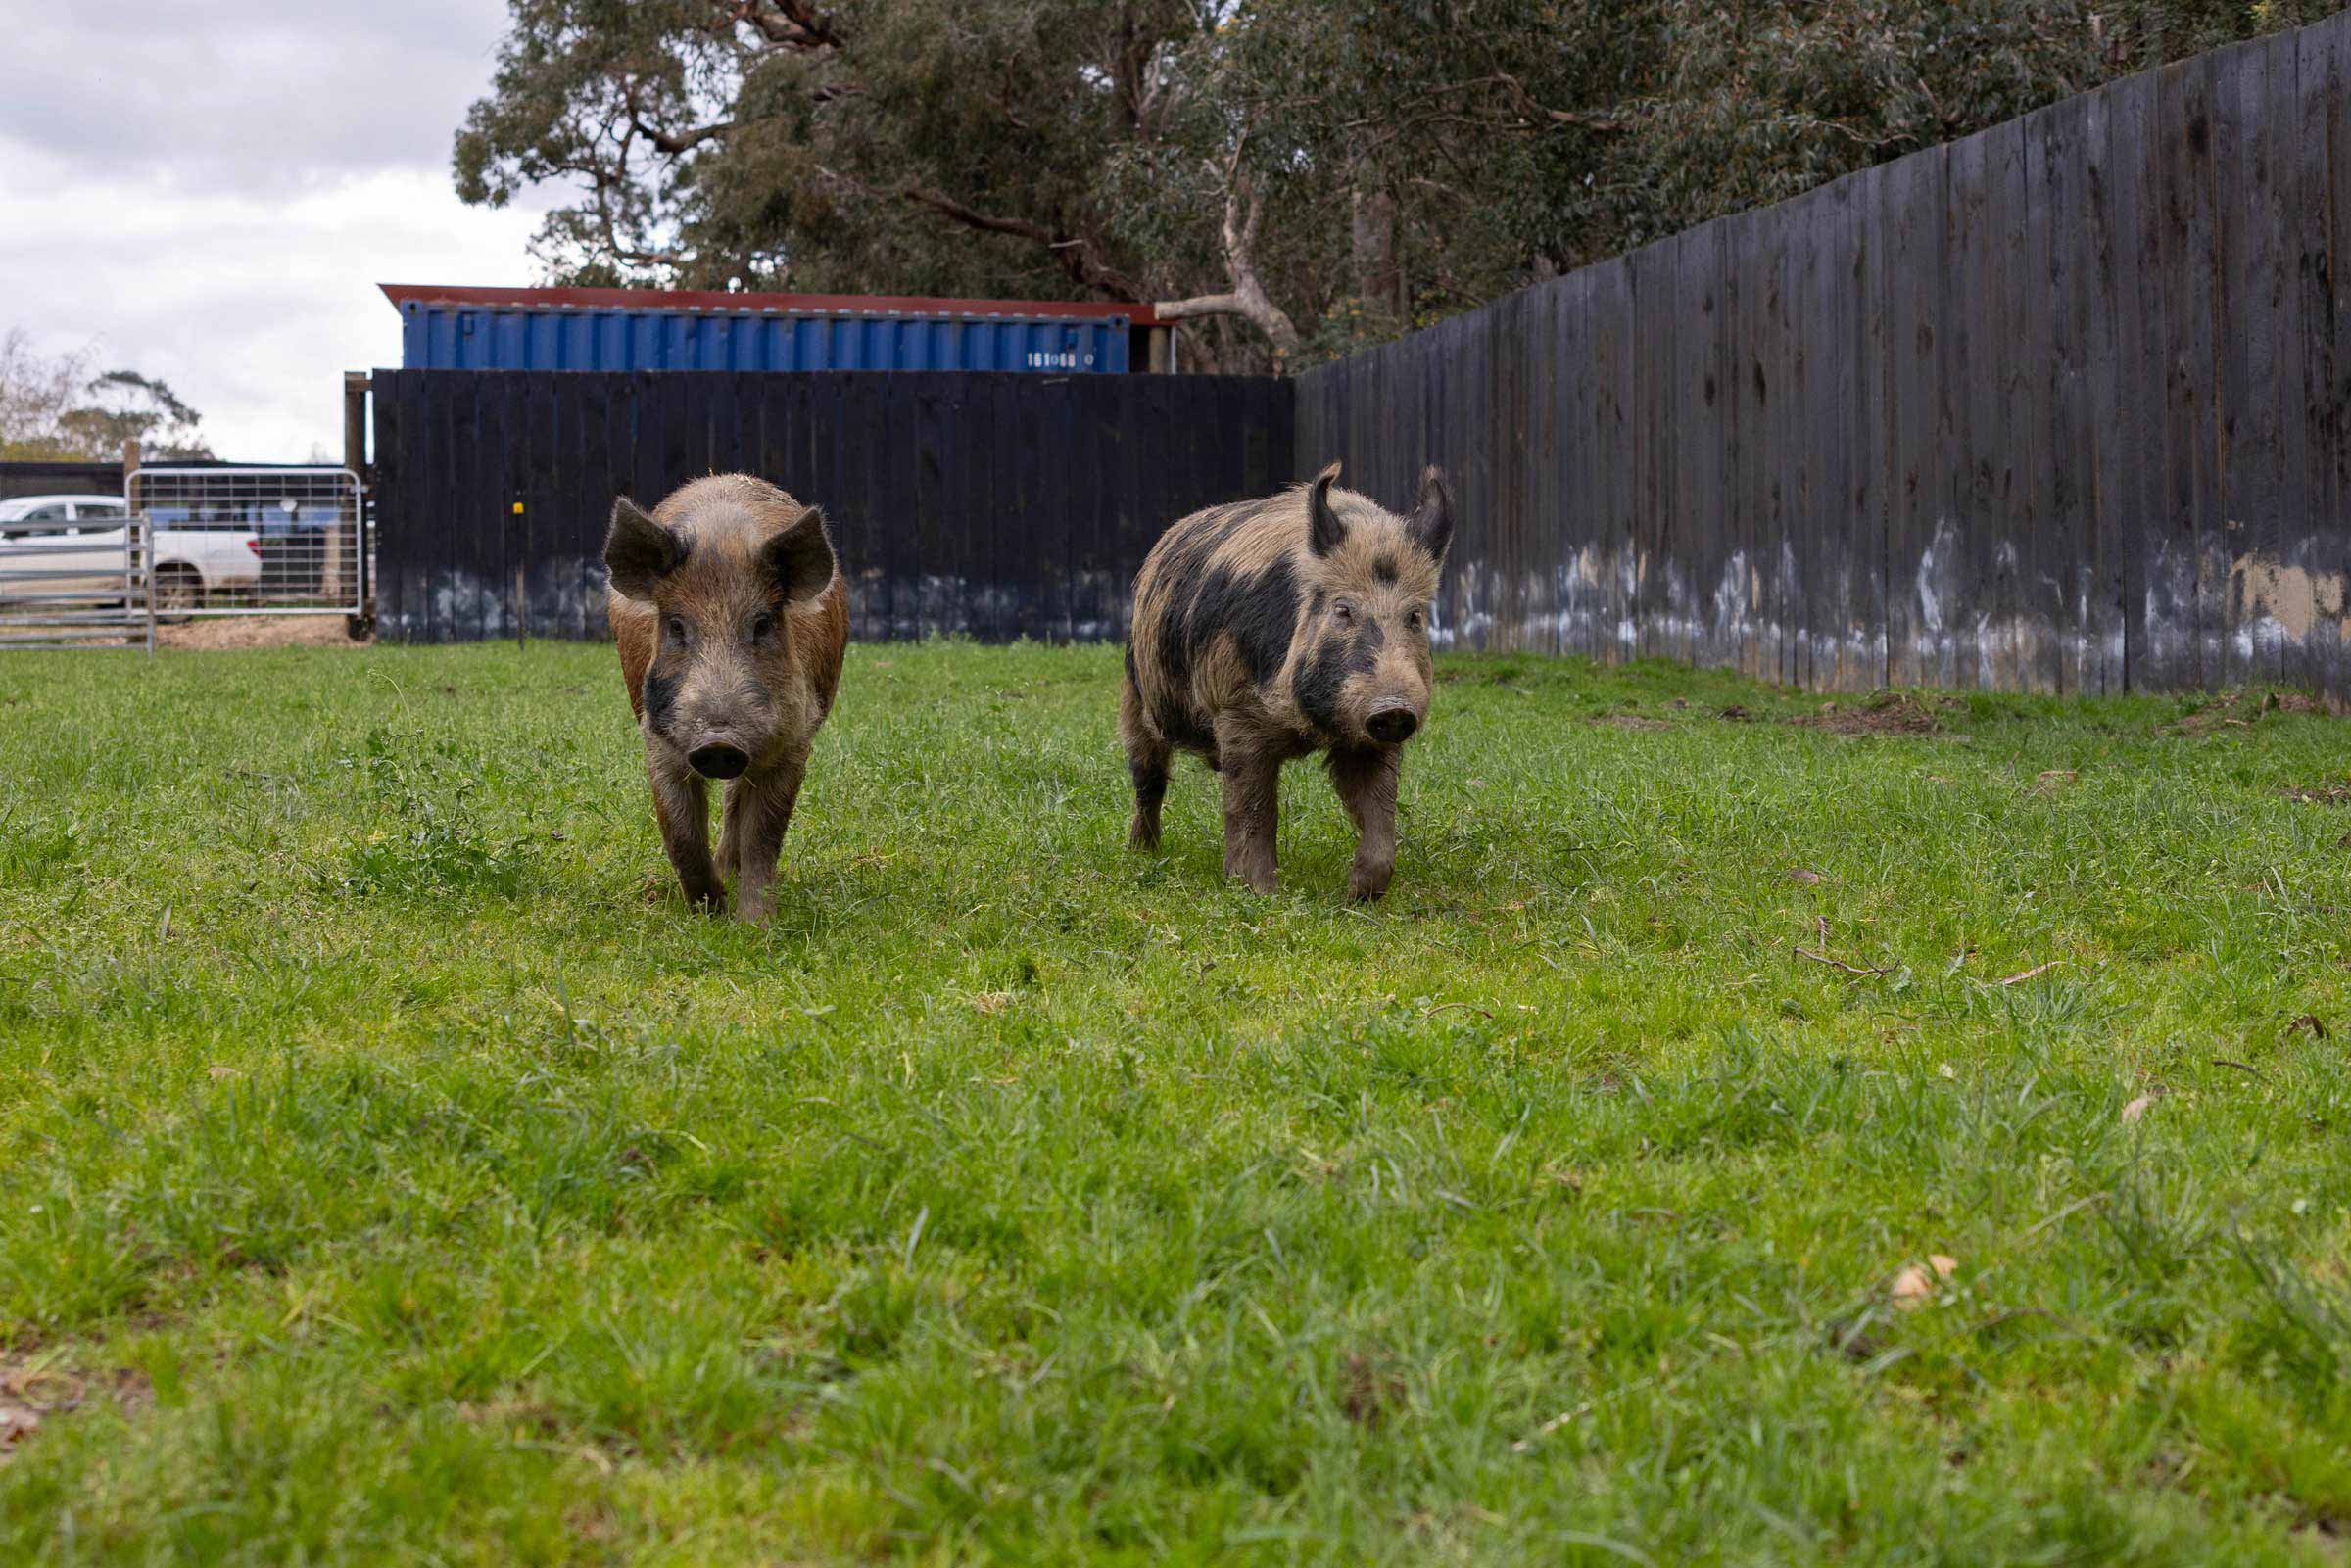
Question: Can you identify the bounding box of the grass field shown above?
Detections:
[3,640,2349,1565]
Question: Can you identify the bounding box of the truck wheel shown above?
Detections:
[153,566,204,622]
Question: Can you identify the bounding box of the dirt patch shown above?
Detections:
[1790,690,1943,736]
[1436,664,1535,688]
[0,1350,152,1464]
[2284,782,2351,806]
[159,615,369,650]
[2171,689,2345,736]
[1593,713,1672,731]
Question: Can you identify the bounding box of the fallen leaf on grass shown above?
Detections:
[0,1401,39,1444]
[207,1065,242,1080]
[969,991,1014,1016]
[2287,1014,2331,1041]
[2121,1094,2159,1123]
[1993,959,2064,986]
[1789,868,1823,885]
[1891,1255,1959,1310]
[2034,770,2078,793]
[1719,704,1751,722]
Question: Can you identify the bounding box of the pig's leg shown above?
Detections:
[648,753,725,912]
[723,757,805,925]
[1215,716,1281,894]
[1120,672,1171,850]
[1328,745,1401,902]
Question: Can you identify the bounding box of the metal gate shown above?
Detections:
[126,467,365,617]
[0,504,154,651]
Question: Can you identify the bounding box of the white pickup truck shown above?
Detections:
[0,493,262,611]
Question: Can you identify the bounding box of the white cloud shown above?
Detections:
[0,0,553,459]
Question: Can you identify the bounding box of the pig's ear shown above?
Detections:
[604,497,687,601]
[1307,462,1346,557]
[759,504,837,605]
[1406,465,1455,562]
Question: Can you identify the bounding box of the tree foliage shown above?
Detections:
[0,332,213,462]
[456,0,2335,370]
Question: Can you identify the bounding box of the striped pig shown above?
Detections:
[1121,461,1454,900]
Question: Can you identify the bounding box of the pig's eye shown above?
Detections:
[750,611,776,641]
[1332,600,1356,624]
[664,615,688,644]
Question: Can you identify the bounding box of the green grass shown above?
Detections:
[1,640,2348,1565]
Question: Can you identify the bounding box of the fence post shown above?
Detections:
[123,439,152,655]
[343,371,371,627]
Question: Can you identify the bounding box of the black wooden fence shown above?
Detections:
[1,462,124,503]
[1299,10,2351,699]
[370,370,1292,643]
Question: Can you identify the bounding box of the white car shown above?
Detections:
[0,493,262,612]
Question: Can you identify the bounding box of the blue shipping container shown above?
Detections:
[396,300,1131,374]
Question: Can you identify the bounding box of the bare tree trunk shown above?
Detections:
[1154,156,1300,357]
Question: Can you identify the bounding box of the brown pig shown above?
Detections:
[604,474,848,921]
[1121,460,1454,900]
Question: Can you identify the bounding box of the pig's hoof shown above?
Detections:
[1128,816,1162,851]
[1348,867,1394,902]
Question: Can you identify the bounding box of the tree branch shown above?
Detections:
[721,0,841,52]
[639,117,734,156]
[1475,71,1628,132]
[623,79,734,157]
[894,184,1144,300]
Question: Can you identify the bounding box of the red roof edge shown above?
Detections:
[379,282,1163,329]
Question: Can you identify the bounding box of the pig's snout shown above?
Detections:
[688,742,750,780]
[1366,706,1419,745]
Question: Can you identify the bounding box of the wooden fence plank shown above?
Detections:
[2217,36,2279,686]
[1812,172,1862,690]
[2084,77,2130,695]
[1756,205,1799,688]
[1676,220,1727,673]
[1850,161,1891,689]
[2302,13,2351,697]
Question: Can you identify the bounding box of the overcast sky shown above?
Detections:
[0,0,552,459]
